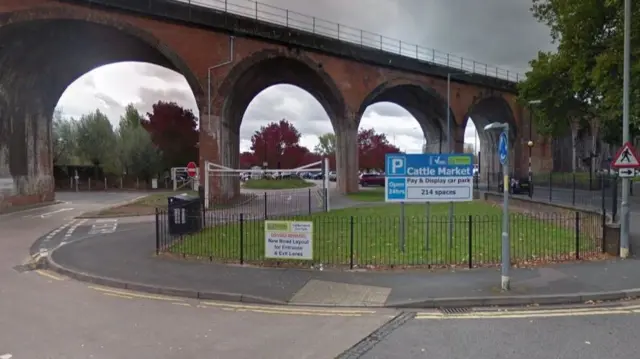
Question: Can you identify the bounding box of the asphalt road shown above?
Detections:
[355,305,640,359]
[0,191,397,359]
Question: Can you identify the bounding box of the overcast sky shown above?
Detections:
[56,0,554,155]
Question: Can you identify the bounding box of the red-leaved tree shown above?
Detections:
[358,128,400,170]
[239,152,256,168]
[142,101,199,169]
[250,119,313,169]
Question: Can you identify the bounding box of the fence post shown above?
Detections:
[548,172,552,202]
[285,9,289,27]
[468,215,473,269]
[308,188,312,215]
[88,178,91,191]
[155,208,160,255]
[263,192,268,219]
[349,216,354,270]
[104,177,107,191]
[572,172,576,206]
[575,211,580,260]
[239,213,244,264]
[399,202,406,252]
[612,178,619,221]
[601,213,606,253]
[601,175,607,215]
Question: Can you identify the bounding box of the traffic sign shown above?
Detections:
[384,153,474,203]
[498,131,508,165]
[612,141,640,168]
[186,161,197,177]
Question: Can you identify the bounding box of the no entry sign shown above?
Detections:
[186,161,197,177]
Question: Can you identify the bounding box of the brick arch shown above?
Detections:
[464,93,518,142]
[357,77,455,149]
[217,48,347,129]
[0,6,204,100]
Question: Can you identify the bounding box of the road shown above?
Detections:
[349,304,640,359]
[0,191,396,359]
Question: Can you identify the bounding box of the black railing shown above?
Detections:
[476,172,628,221]
[156,210,605,269]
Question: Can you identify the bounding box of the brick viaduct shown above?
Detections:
[0,0,553,210]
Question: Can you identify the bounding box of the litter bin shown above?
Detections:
[167,193,202,236]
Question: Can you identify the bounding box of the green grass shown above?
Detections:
[166,201,601,268]
[346,188,385,202]
[243,178,314,190]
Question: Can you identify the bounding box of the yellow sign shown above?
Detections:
[503,175,509,192]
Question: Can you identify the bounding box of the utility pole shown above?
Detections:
[620,0,631,258]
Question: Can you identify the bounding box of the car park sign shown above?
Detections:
[384,153,474,202]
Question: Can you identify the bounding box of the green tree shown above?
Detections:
[522,0,640,143]
[313,133,336,155]
[118,104,143,137]
[52,108,79,165]
[119,125,163,180]
[76,109,117,174]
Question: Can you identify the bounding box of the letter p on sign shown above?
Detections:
[386,155,406,175]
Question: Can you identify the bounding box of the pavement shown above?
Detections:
[38,217,640,308]
[3,191,396,359]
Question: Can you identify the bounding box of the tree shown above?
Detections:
[75,109,117,174]
[358,128,400,170]
[314,133,336,155]
[118,104,143,137]
[51,108,79,165]
[522,0,640,143]
[239,152,257,168]
[119,125,163,180]
[250,119,306,169]
[143,101,199,169]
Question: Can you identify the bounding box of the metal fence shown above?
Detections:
[477,172,628,221]
[153,0,522,82]
[156,209,605,269]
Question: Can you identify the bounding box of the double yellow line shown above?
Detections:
[416,305,640,320]
[89,286,378,317]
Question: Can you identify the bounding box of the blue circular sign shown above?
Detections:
[498,132,508,165]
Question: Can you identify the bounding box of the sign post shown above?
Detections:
[186,161,197,178]
[485,122,511,291]
[611,141,640,257]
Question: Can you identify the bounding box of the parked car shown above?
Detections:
[328,171,337,182]
[498,175,531,194]
[359,173,385,187]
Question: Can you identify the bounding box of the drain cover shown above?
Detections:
[13,263,36,273]
[440,307,471,315]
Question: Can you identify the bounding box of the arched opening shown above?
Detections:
[54,62,198,190]
[358,82,454,163]
[360,102,426,156]
[465,96,517,181]
[217,53,346,196]
[0,18,201,208]
[239,84,334,169]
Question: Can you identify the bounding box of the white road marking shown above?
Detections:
[25,207,74,218]
[0,353,13,359]
[88,219,118,235]
[42,220,77,242]
[60,219,88,244]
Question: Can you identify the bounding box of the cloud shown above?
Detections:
[57,0,549,158]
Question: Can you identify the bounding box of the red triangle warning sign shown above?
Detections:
[612,142,640,168]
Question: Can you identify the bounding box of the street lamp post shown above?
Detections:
[484,121,511,291]
[446,71,472,247]
[527,100,541,198]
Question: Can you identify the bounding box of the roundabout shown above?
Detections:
[5,191,640,358]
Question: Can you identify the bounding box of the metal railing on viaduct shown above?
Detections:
[183,0,524,82]
[79,0,524,83]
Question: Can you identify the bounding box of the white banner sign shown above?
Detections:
[264,220,313,260]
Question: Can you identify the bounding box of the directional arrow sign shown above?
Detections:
[612,141,640,168]
[619,168,635,177]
